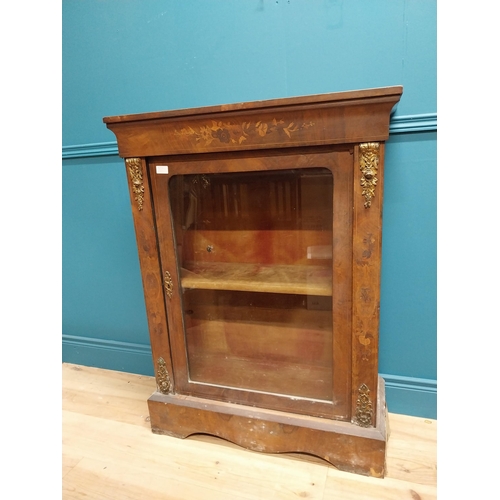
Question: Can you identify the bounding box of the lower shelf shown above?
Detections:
[147,376,388,477]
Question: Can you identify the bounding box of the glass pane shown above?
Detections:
[169,168,333,401]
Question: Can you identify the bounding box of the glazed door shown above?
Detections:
[149,149,353,420]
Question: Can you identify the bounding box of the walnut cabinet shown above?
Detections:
[103,86,402,477]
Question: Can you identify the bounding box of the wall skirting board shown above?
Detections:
[62,334,437,419]
[62,335,154,378]
[62,113,437,160]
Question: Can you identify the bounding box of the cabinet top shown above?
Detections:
[103,86,402,124]
[103,86,402,157]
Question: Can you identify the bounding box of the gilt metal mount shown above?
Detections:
[359,143,380,208]
[156,357,171,394]
[353,383,374,427]
[164,271,174,299]
[125,158,145,211]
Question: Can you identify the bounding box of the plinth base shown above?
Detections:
[147,377,388,477]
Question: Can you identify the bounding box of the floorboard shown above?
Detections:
[62,363,436,499]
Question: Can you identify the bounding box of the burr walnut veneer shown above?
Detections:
[103,86,403,477]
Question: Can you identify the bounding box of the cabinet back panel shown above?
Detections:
[181,229,331,266]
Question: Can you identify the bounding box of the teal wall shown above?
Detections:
[62,0,436,418]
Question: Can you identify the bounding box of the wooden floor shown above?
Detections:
[62,363,437,499]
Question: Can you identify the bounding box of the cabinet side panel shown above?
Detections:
[124,157,174,392]
[351,144,385,426]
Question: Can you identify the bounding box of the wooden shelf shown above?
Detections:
[181,261,332,296]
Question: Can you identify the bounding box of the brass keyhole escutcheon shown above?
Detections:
[164,271,174,299]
